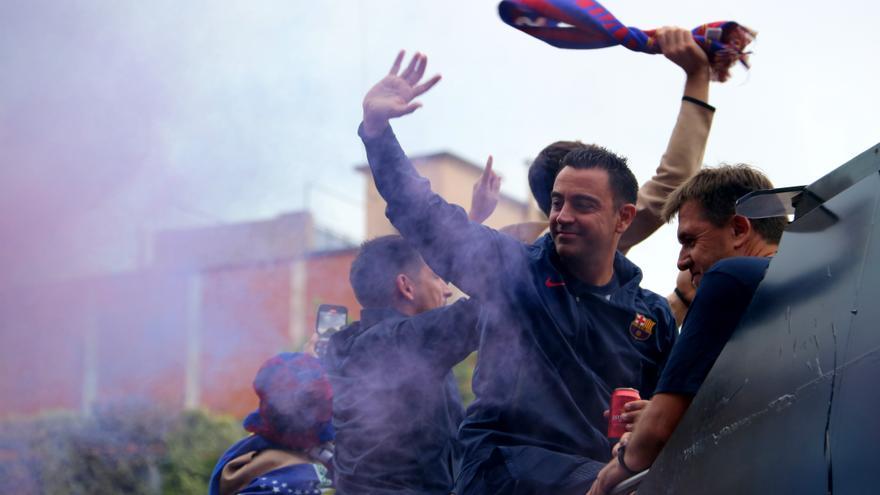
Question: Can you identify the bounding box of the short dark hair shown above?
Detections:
[349,235,424,308]
[662,164,786,244]
[561,146,639,206]
[529,141,587,216]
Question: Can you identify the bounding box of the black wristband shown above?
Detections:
[617,444,642,476]
[673,287,691,308]
[682,95,716,112]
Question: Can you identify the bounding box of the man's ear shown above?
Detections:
[731,214,752,249]
[615,203,637,234]
[395,273,416,301]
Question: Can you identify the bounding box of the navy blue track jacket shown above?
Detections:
[323,300,481,494]
[361,124,677,494]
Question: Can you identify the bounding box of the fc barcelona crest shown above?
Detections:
[629,313,656,341]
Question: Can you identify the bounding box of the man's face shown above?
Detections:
[548,167,623,263]
[676,200,738,287]
[409,263,452,314]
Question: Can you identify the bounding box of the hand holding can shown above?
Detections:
[607,388,641,439]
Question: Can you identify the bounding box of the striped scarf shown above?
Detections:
[499,0,755,82]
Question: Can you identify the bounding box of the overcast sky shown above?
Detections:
[2,0,878,294]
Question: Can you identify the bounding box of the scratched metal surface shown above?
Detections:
[640,145,880,494]
[828,173,880,491]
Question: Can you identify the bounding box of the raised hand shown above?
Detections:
[656,27,710,76]
[469,155,502,224]
[362,50,442,138]
[655,26,711,101]
[302,331,320,358]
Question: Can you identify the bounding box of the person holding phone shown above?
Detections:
[321,235,482,494]
[313,304,348,358]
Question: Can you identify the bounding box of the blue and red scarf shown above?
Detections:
[498,0,755,82]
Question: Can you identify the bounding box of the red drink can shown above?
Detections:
[608,388,641,439]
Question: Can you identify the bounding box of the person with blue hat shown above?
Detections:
[208,352,335,495]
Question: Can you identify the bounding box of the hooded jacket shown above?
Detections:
[208,435,333,495]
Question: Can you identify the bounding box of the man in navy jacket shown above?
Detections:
[358,51,676,494]
[322,235,481,494]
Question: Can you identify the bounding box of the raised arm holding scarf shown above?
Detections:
[498,0,755,82]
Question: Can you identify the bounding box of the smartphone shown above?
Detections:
[315,304,348,357]
[316,304,348,336]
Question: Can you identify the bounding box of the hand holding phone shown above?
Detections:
[315,304,348,357]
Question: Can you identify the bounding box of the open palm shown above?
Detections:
[362,51,441,137]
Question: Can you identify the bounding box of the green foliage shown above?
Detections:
[160,410,244,495]
[0,405,244,495]
[0,411,83,493]
[452,351,478,406]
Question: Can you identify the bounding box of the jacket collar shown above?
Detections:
[539,234,645,303]
[360,306,407,329]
